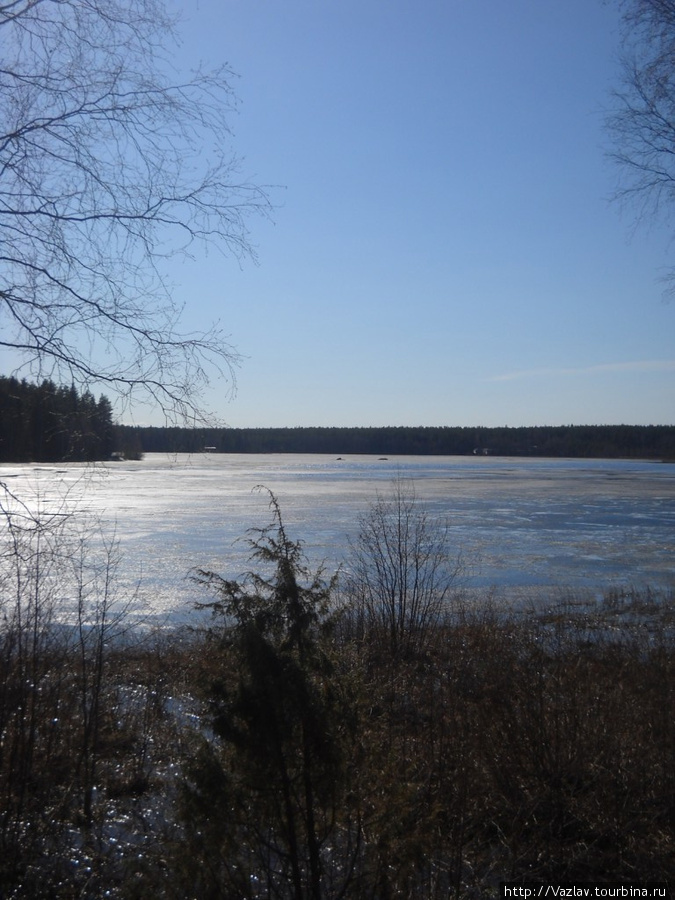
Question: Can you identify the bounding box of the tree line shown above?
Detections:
[2,380,673,461]
[0,376,115,462]
[121,423,675,459]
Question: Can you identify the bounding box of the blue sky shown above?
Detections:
[157,0,674,428]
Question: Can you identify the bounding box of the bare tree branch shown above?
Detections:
[607,0,675,292]
[0,0,270,422]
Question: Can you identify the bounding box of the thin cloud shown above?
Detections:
[487,360,675,383]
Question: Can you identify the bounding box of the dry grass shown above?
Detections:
[0,587,672,897]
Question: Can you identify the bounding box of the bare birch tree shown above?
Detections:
[607,0,675,289]
[0,0,269,421]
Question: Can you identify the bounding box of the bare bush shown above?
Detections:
[0,482,159,895]
[346,478,464,656]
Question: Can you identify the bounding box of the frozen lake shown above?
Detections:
[1,453,674,624]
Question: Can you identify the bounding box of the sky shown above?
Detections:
[152,0,675,427]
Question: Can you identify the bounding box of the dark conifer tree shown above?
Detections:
[182,492,359,898]
[0,377,117,462]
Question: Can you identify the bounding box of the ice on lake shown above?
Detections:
[1,453,674,625]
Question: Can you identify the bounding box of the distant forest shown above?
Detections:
[1,376,674,462]
[0,377,115,462]
[121,423,675,460]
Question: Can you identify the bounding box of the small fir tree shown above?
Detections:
[182,490,361,899]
